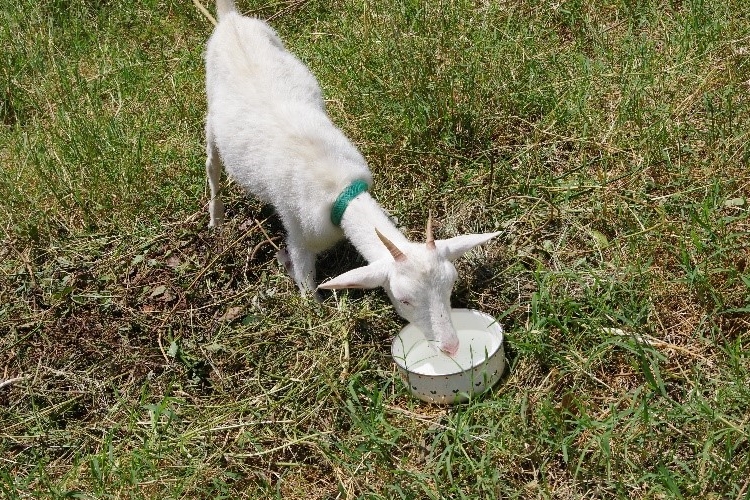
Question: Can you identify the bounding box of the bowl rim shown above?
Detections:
[391,308,504,377]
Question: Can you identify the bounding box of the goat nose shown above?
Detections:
[439,336,459,357]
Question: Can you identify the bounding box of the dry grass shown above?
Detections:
[1,0,749,498]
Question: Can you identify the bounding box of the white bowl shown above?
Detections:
[391,309,505,404]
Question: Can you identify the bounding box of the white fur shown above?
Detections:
[204,1,499,354]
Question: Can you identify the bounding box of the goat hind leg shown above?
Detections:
[205,126,224,227]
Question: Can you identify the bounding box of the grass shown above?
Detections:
[1,0,749,498]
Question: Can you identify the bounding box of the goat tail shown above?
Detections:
[216,0,236,20]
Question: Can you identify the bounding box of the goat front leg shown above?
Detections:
[276,240,320,301]
[205,125,224,227]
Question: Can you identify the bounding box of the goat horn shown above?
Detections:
[376,228,406,262]
[426,211,436,250]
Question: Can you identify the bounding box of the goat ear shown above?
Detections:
[436,232,501,262]
[317,261,389,290]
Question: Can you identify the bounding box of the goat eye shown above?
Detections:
[399,299,412,306]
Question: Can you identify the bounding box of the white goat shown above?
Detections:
[204,0,499,355]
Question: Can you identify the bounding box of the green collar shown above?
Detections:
[331,179,369,226]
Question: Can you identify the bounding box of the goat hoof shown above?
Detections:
[276,248,293,273]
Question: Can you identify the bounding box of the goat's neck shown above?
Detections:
[340,193,409,263]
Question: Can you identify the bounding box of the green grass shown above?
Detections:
[1,0,749,498]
